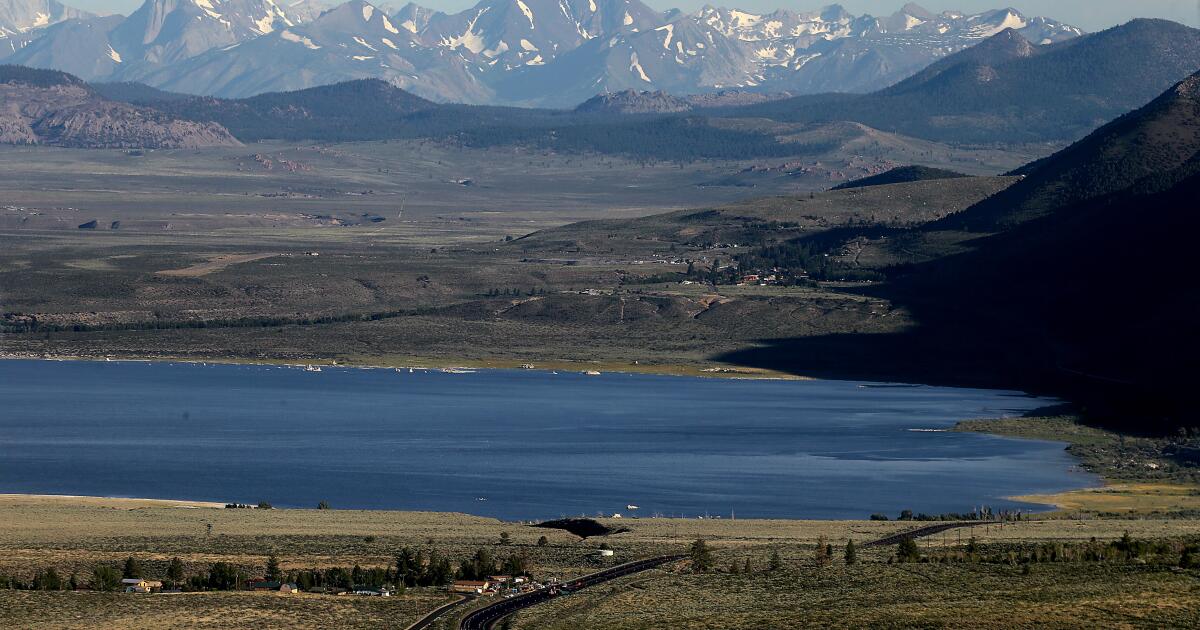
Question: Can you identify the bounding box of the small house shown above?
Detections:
[487,575,512,585]
[450,580,491,594]
[121,578,162,593]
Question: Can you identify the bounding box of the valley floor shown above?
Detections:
[0,496,1198,628]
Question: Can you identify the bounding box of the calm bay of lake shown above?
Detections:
[0,360,1097,519]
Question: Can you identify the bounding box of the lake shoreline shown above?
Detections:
[0,351,810,382]
[0,493,1063,523]
[954,416,1200,517]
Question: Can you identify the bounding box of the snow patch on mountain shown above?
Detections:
[516,0,534,29]
[280,28,320,49]
[629,51,649,81]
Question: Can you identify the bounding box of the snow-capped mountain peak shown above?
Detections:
[3,0,1086,108]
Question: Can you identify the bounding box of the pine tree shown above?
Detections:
[266,555,281,582]
[167,557,185,587]
[689,539,714,573]
[814,537,832,567]
[768,549,783,572]
[122,556,143,579]
[844,540,857,565]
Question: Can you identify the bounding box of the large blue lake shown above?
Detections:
[0,360,1097,520]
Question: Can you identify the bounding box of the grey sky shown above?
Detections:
[68,0,1200,32]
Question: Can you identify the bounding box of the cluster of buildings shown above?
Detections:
[119,578,394,597]
[449,575,533,596]
[249,580,396,597]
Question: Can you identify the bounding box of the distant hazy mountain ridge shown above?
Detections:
[728,19,1200,144]
[0,0,1083,105]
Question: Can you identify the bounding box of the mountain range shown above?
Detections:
[727,19,1200,143]
[0,0,1083,106]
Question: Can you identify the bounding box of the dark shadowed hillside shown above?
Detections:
[937,71,1200,230]
[728,20,1200,144]
[832,166,968,190]
[718,72,1200,432]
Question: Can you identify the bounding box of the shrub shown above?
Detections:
[897,538,921,563]
[689,539,714,573]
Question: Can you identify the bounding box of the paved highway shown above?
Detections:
[864,521,997,547]
[460,555,685,630]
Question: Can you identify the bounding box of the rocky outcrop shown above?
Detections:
[0,65,240,148]
[575,89,692,114]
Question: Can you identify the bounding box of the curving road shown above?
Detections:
[460,555,686,630]
[864,521,997,547]
[406,594,472,630]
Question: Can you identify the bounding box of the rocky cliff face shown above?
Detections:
[575,89,693,114]
[0,66,240,148]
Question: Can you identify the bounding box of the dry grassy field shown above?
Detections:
[509,562,1200,629]
[1,496,1198,628]
[0,590,446,629]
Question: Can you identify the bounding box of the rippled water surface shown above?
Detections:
[0,360,1097,519]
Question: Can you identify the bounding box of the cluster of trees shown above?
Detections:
[283,565,393,592]
[2,546,533,593]
[871,507,1020,522]
[456,548,528,581]
[223,502,273,510]
[887,507,1017,522]
[0,556,185,592]
[0,568,78,591]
